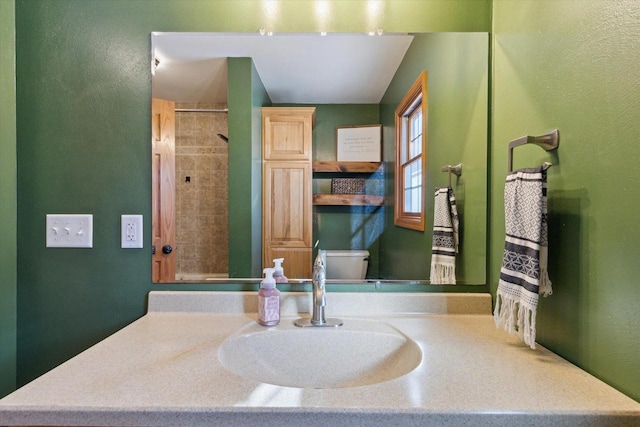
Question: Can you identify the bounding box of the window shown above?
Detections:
[394,71,427,231]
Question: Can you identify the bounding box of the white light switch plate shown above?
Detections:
[46,214,93,248]
[121,215,143,248]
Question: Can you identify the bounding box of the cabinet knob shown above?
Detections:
[162,245,173,255]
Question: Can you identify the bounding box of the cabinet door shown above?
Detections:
[263,108,314,161]
[263,161,312,278]
[263,247,312,279]
[263,162,312,247]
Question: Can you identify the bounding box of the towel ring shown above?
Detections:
[508,129,559,172]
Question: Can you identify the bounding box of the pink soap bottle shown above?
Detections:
[258,268,280,326]
[272,258,288,284]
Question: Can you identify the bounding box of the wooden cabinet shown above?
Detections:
[262,107,315,279]
[263,107,315,161]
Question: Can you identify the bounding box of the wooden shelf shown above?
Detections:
[313,194,384,206]
[313,161,382,173]
[312,162,382,206]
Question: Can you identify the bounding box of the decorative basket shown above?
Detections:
[331,178,365,194]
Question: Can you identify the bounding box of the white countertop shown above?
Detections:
[1,291,639,426]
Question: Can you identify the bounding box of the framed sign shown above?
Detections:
[336,124,382,162]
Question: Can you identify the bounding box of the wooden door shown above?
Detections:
[151,98,176,283]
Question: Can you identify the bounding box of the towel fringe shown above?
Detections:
[494,291,537,349]
[430,263,456,285]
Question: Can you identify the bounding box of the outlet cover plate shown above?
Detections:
[121,214,143,248]
[46,214,93,248]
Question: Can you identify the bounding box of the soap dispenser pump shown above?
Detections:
[258,268,280,326]
[272,258,288,284]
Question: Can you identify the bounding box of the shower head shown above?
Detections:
[217,134,228,143]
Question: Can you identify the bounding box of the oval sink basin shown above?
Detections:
[218,319,422,389]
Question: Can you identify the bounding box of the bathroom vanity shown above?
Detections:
[1,291,638,426]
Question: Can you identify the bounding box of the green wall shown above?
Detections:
[0,0,17,398]
[491,0,640,401]
[7,0,640,406]
[306,104,383,278]
[227,57,271,277]
[15,1,153,387]
[250,61,272,277]
[10,0,490,391]
[379,33,489,283]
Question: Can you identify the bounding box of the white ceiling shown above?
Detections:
[151,32,414,105]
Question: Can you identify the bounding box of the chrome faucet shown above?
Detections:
[294,250,343,327]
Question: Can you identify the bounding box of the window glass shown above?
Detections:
[409,108,422,158]
[403,159,422,213]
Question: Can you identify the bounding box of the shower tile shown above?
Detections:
[196,171,213,187]
[173,102,229,277]
[196,157,213,171]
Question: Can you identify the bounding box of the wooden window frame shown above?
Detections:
[394,71,427,231]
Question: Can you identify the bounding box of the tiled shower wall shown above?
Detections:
[175,103,229,278]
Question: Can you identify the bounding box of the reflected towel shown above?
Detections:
[494,166,552,349]
[430,187,459,284]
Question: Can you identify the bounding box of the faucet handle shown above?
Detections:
[314,251,326,277]
[314,250,325,271]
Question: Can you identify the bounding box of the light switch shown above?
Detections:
[121,215,143,248]
[46,214,93,248]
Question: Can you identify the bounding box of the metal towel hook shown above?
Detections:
[441,163,462,187]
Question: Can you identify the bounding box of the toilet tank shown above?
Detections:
[324,250,370,280]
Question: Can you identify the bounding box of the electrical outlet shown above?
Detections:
[121,215,143,248]
[46,214,93,248]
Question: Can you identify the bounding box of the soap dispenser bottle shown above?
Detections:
[272,258,288,284]
[258,268,280,326]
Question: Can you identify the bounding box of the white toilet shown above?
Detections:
[323,250,370,280]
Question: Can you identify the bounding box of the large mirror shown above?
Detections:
[151,32,488,285]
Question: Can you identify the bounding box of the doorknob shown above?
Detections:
[162,245,173,254]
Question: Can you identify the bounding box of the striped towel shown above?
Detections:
[494,165,552,349]
[430,187,459,284]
